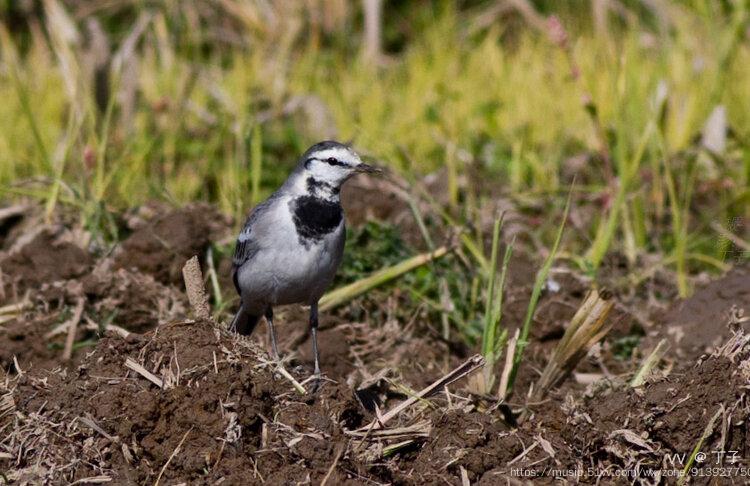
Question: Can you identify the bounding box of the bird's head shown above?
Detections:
[295,141,380,197]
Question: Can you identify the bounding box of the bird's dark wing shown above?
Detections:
[232,197,275,269]
[232,229,259,268]
[231,197,277,295]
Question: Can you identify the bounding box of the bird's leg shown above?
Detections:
[264,306,280,361]
[310,302,322,385]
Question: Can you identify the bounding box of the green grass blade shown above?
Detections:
[678,406,724,485]
[586,121,654,268]
[507,188,572,393]
[490,237,514,356]
[480,217,502,359]
[320,246,451,311]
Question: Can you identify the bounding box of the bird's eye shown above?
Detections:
[326,157,338,165]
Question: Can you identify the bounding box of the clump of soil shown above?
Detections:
[559,332,750,483]
[0,203,224,373]
[113,203,232,285]
[1,320,373,484]
[5,317,749,485]
[78,266,187,333]
[0,264,187,373]
[650,264,750,360]
[1,310,71,375]
[0,226,93,298]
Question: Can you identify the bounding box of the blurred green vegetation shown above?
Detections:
[0,0,749,298]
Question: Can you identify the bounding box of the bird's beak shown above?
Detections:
[356,163,382,174]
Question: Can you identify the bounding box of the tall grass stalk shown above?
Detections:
[506,189,572,393]
[678,406,724,486]
[586,112,655,269]
[656,129,693,298]
[413,183,490,273]
[481,218,502,354]
[475,217,501,391]
[492,243,513,356]
[0,27,52,170]
[477,217,514,393]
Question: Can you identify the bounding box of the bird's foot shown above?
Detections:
[310,373,323,393]
[301,372,326,393]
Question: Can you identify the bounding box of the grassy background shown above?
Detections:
[1,0,749,296]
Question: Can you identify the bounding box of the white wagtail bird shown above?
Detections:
[230,141,380,383]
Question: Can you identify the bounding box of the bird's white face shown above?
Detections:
[288,142,380,200]
[303,145,369,187]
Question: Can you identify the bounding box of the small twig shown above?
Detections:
[0,390,15,419]
[84,316,131,339]
[78,415,117,442]
[320,444,344,486]
[275,364,307,395]
[382,439,415,457]
[0,299,31,316]
[69,476,111,485]
[182,255,210,320]
[630,339,668,387]
[460,466,470,486]
[12,356,24,376]
[154,426,193,486]
[358,354,484,431]
[508,441,539,465]
[63,298,86,362]
[346,421,431,439]
[353,417,378,453]
[125,357,164,389]
[497,329,520,400]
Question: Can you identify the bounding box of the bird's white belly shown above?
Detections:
[237,223,342,308]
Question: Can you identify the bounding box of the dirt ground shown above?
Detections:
[1,194,749,485]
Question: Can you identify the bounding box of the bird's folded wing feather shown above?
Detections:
[231,195,279,270]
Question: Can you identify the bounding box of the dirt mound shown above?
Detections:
[0,318,541,485]
[0,225,93,298]
[651,263,750,360]
[1,263,187,373]
[79,266,188,333]
[562,333,750,483]
[0,203,225,373]
[6,317,748,485]
[113,203,232,285]
[1,320,399,484]
[1,310,71,375]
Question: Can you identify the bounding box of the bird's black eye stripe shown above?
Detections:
[306,156,350,168]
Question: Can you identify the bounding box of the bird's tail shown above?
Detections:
[229,306,261,336]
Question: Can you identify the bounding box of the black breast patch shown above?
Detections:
[291,196,343,244]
